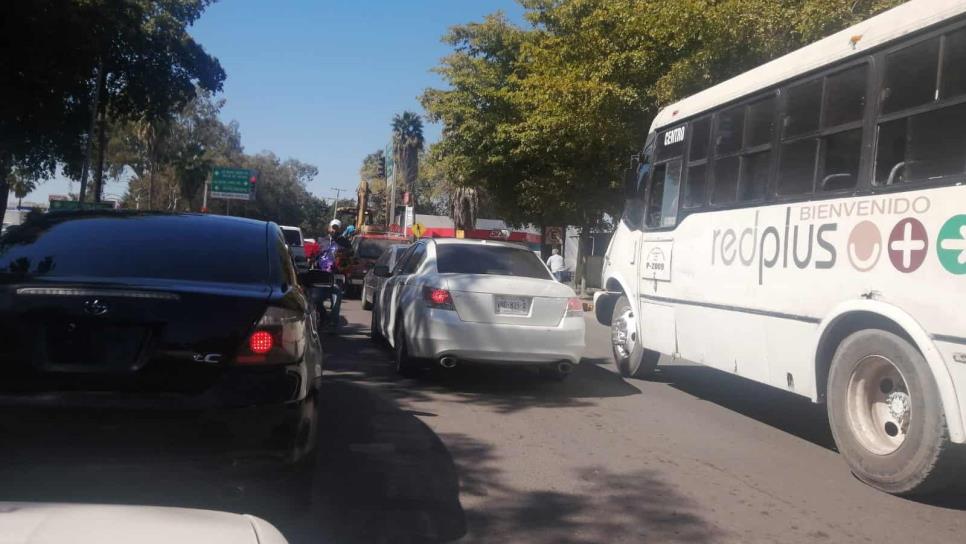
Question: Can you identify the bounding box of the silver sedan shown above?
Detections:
[371,238,585,380]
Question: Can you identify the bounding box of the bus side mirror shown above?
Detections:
[624,156,641,198]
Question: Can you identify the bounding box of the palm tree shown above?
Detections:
[7,173,37,208]
[391,111,424,210]
[451,186,479,233]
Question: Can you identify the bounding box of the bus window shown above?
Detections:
[875,28,966,186]
[741,151,770,201]
[746,97,775,147]
[716,106,744,155]
[824,65,866,127]
[819,129,862,191]
[941,27,966,99]
[712,156,739,205]
[882,38,939,114]
[689,117,710,161]
[778,139,818,194]
[645,160,682,228]
[683,117,711,209]
[877,102,966,185]
[777,64,866,195]
[783,79,821,138]
[684,164,707,208]
[622,137,654,229]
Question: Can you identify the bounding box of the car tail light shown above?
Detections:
[236,306,306,365]
[249,331,274,354]
[423,286,455,310]
[566,297,584,317]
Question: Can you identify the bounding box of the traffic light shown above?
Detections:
[248,171,258,197]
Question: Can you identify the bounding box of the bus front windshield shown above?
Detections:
[623,135,654,228]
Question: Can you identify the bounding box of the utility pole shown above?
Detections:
[330,187,344,221]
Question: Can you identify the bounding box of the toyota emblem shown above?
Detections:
[84,298,110,316]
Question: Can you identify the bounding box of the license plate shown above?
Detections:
[494,295,531,316]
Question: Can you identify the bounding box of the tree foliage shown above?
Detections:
[390,111,425,209]
[0,0,225,212]
[422,0,902,229]
[359,149,388,225]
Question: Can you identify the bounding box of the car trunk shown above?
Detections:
[0,280,270,395]
[441,274,571,327]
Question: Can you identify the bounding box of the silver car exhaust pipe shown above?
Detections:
[439,356,458,369]
[557,362,575,375]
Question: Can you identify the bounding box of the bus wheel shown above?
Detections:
[610,295,659,379]
[827,329,958,495]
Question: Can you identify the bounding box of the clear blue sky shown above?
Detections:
[31,0,526,204]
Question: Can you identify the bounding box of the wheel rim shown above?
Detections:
[845,355,911,455]
[611,307,637,361]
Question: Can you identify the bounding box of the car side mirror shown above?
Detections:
[298,269,334,287]
[624,156,641,198]
[373,265,391,278]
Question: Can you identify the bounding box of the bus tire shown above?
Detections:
[610,295,659,379]
[827,329,960,495]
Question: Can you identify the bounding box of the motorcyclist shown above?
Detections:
[314,219,352,330]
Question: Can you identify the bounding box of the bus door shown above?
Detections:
[637,127,685,357]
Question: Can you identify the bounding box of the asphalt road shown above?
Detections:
[0,299,963,543]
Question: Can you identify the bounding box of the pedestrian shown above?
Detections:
[547,247,566,282]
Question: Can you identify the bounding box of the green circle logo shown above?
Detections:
[937,215,966,275]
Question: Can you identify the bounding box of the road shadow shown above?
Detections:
[0,377,468,543]
[441,431,725,543]
[650,361,837,451]
[322,325,641,415]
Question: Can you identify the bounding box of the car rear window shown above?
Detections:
[0,214,269,285]
[435,243,551,279]
[356,238,399,259]
[282,228,302,246]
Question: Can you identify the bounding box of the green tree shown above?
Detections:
[423,0,902,230]
[7,172,38,209]
[0,0,225,212]
[113,91,243,211]
[391,112,425,209]
[359,149,388,225]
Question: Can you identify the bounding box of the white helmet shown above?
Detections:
[329,219,342,229]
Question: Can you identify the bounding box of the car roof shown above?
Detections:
[32,210,269,231]
[279,225,302,232]
[429,238,529,250]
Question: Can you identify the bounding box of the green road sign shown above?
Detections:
[937,214,966,275]
[49,200,115,211]
[211,167,256,201]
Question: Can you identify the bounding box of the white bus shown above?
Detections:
[595,0,966,495]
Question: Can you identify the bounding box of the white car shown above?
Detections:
[280,225,308,272]
[0,502,287,543]
[371,238,585,380]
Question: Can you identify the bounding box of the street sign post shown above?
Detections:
[545,226,564,246]
[211,167,256,201]
[412,222,425,239]
[404,206,414,233]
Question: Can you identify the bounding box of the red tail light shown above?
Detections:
[236,306,306,365]
[423,286,455,310]
[566,297,584,317]
[248,331,274,354]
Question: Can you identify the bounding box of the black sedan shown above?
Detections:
[0,211,325,464]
